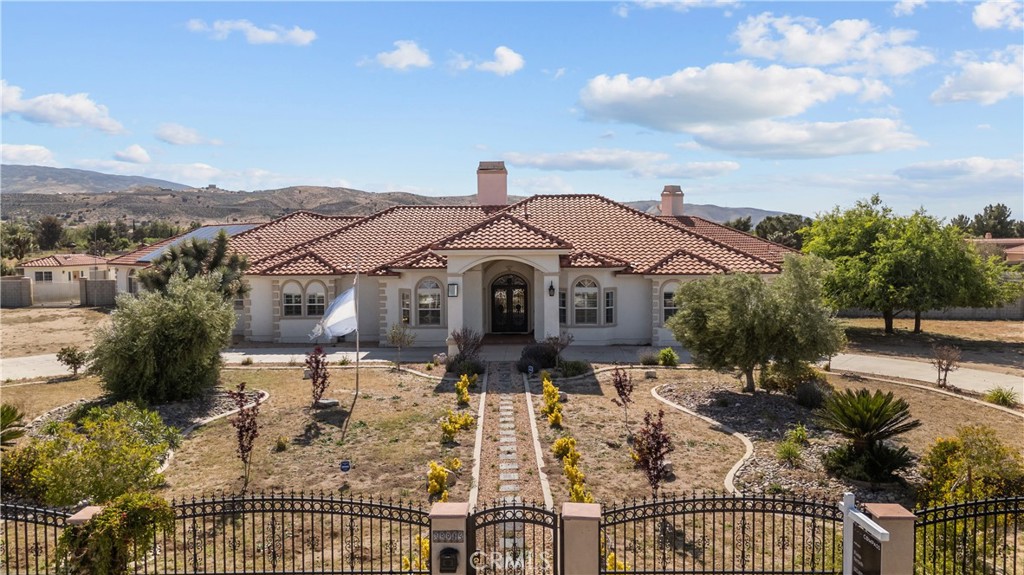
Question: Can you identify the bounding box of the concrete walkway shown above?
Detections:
[2,346,1020,398]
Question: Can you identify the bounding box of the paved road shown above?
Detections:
[2,346,1020,397]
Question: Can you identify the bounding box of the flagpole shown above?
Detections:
[354,261,360,398]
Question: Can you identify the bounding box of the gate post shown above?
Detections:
[561,502,600,575]
[430,502,469,575]
[863,503,916,575]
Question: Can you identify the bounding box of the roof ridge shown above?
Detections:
[430,211,573,250]
[643,248,729,275]
[685,215,800,254]
[261,251,348,275]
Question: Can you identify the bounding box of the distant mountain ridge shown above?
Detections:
[0,164,788,225]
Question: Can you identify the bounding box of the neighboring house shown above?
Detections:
[212,162,795,349]
[18,253,110,304]
[970,235,1024,264]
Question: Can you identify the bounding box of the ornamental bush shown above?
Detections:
[91,273,235,403]
[658,347,679,367]
[439,410,475,444]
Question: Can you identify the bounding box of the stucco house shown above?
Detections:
[113,162,796,350]
[19,253,111,303]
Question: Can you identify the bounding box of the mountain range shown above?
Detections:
[1,164,787,226]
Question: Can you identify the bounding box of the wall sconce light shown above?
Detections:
[548,281,556,297]
[448,283,459,297]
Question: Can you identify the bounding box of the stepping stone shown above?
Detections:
[500,473,519,481]
[499,430,516,436]
[499,423,515,429]
[499,484,520,492]
[499,463,519,470]
[499,453,517,459]
[500,417,514,423]
[499,436,516,443]
[499,444,517,451]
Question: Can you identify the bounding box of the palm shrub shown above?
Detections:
[817,388,921,482]
[1,404,26,449]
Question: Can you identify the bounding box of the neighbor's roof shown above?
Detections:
[241,195,782,277]
[20,254,109,268]
[108,224,261,267]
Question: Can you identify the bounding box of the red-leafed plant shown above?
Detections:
[228,382,261,490]
[306,346,330,408]
[610,367,634,436]
[632,410,674,496]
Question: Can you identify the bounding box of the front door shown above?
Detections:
[491,274,528,333]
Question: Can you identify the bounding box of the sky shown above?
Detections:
[2,1,1022,220]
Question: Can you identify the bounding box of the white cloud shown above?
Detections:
[579,62,863,131]
[615,0,739,18]
[364,40,432,71]
[630,161,740,179]
[512,175,575,196]
[691,119,925,158]
[894,156,1022,181]
[74,158,342,191]
[733,13,934,76]
[476,46,525,76]
[1,80,123,133]
[503,148,738,179]
[544,67,566,80]
[113,144,151,164]
[1,143,58,166]
[973,0,1023,30]
[893,0,925,17]
[155,123,221,146]
[447,52,473,72]
[187,19,316,46]
[931,45,1023,105]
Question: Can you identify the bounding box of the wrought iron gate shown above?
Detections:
[469,500,558,575]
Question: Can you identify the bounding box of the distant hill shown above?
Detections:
[1,165,192,194]
[0,164,790,226]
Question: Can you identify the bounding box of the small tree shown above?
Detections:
[544,331,575,367]
[228,382,261,490]
[632,410,674,496]
[931,344,961,388]
[0,404,26,449]
[306,346,330,408]
[610,367,634,436]
[450,327,484,360]
[56,345,88,377]
[386,322,417,370]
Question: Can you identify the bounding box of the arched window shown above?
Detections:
[417,278,442,326]
[663,282,679,323]
[282,282,303,316]
[127,269,138,295]
[306,282,326,316]
[573,278,599,325]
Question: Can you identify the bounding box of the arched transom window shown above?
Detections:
[417,278,442,326]
[573,278,599,325]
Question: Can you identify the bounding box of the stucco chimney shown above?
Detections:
[477,161,508,206]
[660,185,684,216]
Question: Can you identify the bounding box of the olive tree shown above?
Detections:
[91,273,235,403]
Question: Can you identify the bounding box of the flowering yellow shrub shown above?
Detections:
[551,434,593,503]
[541,376,563,428]
[551,436,576,459]
[455,374,472,406]
[402,535,430,571]
[439,410,476,443]
[427,460,450,502]
[606,551,627,572]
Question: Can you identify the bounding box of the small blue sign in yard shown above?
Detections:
[528,365,535,376]
[340,460,351,472]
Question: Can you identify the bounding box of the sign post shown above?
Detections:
[840,493,889,575]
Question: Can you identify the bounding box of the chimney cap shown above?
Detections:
[662,185,683,195]
[478,161,507,173]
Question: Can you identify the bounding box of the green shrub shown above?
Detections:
[759,361,827,395]
[794,380,830,409]
[822,443,914,483]
[658,347,679,367]
[776,440,802,467]
[638,352,659,366]
[25,403,180,506]
[91,274,235,403]
[983,386,1019,408]
[519,343,558,371]
[560,360,590,378]
[1,403,27,449]
[450,358,485,378]
[274,436,289,452]
[0,442,45,501]
[241,357,254,366]
[818,388,921,456]
[785,423,809,445]
[918,425,1024,507]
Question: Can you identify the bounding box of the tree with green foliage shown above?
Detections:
[56,345,89,377]
[34,215,64,250]
[666,254,844,392]
[91,273,235,403]
[722,215,752,232]
[1,222,36,261]
[754,213,813,250]
[971,203,1018,238]
[805,197,1023,334]
[1,404,27,449]
[21,403,180,506]
[139,230,249,300]
[386,322,416,370]
[918,424,1024,506]
[949,214,972,232]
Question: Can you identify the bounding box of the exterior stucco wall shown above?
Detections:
[23,265,106,284]
[558,269,650,345]
[379,271,449,347]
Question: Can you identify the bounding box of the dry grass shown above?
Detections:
[0,306,111,358]
[841,318,1023,376]
[533,368,746,504]
[160,367,476,502]
[0,376,103,420]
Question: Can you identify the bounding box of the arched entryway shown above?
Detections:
[491,273,528,333]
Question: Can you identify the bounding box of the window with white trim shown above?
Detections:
[306,282,326,316]
[34,271,53,282]
[573,278,599,325]
[127,270,138,295]
[282,282,303,316]
[417,279,442,326]
[604,289,616,325]
[400,290,412,324]
[558,290,567,325]
[663,283,679,323]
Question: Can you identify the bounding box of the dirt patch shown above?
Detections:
[841,318,1023,376]
[0,306,111,358]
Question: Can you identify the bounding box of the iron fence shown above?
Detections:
[0,502,72,575]
[469,500,558,575]
[915,495,1024,575]
[600,493,843,575]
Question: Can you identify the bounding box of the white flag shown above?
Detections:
[310,287,357,340]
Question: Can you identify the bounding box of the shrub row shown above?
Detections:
[551,436,594,503]
[541,375,563,428]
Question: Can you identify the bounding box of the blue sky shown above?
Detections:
[2,1,1022,220]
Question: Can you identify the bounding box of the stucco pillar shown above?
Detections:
[541,274,560,340]
[429,501,469,575]
[561,502,600,575]
[863,503,916,575]
[446,274,464,355]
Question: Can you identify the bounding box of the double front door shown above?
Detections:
[491,274,528,333]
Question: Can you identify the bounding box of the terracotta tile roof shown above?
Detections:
[645,249,728,275]
[560,250,630,269]
[658,215,797,265]
[432,213,572,251]
[230,212,361,262]
[261,253,346,276]
[249,205,503,275]
[385,250,448,271]
[20,254,109,267]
